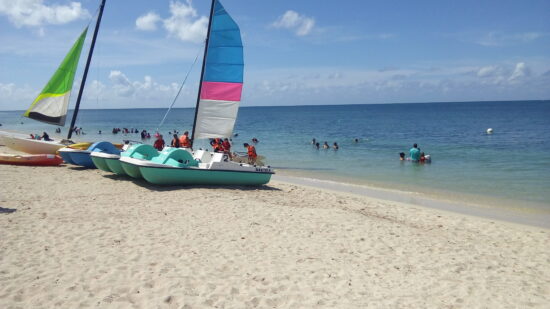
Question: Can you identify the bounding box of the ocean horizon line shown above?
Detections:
[1,99,549,113]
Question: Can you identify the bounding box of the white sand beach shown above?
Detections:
[1,145,549,308]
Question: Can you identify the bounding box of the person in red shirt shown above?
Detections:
[222,138,232,159]
[243,143,257,164]
[179,131,191,148]
[210,138,224,152]
[153,134,165,151]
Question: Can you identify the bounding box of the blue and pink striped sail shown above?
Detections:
[194,0,243,139]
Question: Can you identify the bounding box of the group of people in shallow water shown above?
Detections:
[109,128,154,139]
[400,143,431,163]
[311,138,339,150]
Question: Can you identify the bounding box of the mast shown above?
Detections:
[190,0,216,148]
[67,0,106,139]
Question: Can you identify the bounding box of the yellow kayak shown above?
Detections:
[55,142,123,154]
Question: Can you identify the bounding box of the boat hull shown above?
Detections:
[0,131,65,154]
[58,148,77,164]
[140,166,272,186]
[90,152,125,175]
[58,148,95,168]
[105,157,126,175]
[0,154,63,166]
[61,142,121,169]
[90,155,111,172]
[120,160,143,179]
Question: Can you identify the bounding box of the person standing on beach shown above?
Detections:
[179,131,191,148]
[409,143,421,162]
[244,143,257,164]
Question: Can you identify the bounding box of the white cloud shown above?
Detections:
[107,70,182,100]
[2,61,550,111]
[476,65,509,79]
[109,70,135,97]
[242,61,550,105]
[162,0,208,43]
[134,0,208,43]
[272,10,315,36]
[0,0,89,28]
[508,62,530,82]
[136,12,161,31]
[475,31,546,47]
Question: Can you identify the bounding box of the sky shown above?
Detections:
[0,0,549,110]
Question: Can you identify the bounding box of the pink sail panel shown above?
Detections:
[200,81,243,102]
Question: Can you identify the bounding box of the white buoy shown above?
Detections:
[486,128,493,134]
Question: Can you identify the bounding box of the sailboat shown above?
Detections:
[118,0,273,186]
[0,0,107,155]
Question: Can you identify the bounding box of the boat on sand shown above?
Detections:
[110,0,273,186]
[59,141,120,168]
[0,153,63,166]
[2,0,106,154]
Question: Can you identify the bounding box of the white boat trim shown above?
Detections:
[90,152,120,159]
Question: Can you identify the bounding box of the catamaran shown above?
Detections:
[0,0,107,155]
[116,0,273,186]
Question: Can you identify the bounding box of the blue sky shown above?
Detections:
[0,0,549,110]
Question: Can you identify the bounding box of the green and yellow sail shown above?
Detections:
[24,27,88,126]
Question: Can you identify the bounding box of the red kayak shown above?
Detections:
[0,153,63,166]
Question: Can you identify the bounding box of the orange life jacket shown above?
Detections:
[247,145,257,158]
[179,134,190,147]
[222,141,231,151]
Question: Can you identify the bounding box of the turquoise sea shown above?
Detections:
[1,100,549,210]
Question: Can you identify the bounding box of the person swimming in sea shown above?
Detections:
[311,138,316,145]
[323,141,329,149]
[315,142,320,150]
[333,142,339,150]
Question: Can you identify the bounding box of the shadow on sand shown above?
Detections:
[100,174,281,192]
[67,166,95,171]
[0,207,17,214]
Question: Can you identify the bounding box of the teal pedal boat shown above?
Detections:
[121,148,273,186]
[91,151,123,174]
[119,144,160,179]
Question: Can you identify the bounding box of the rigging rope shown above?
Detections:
[156,48,201,131]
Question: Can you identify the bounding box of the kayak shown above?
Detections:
[0,153,63,166]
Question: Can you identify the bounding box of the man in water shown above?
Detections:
[409,143,421,162]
